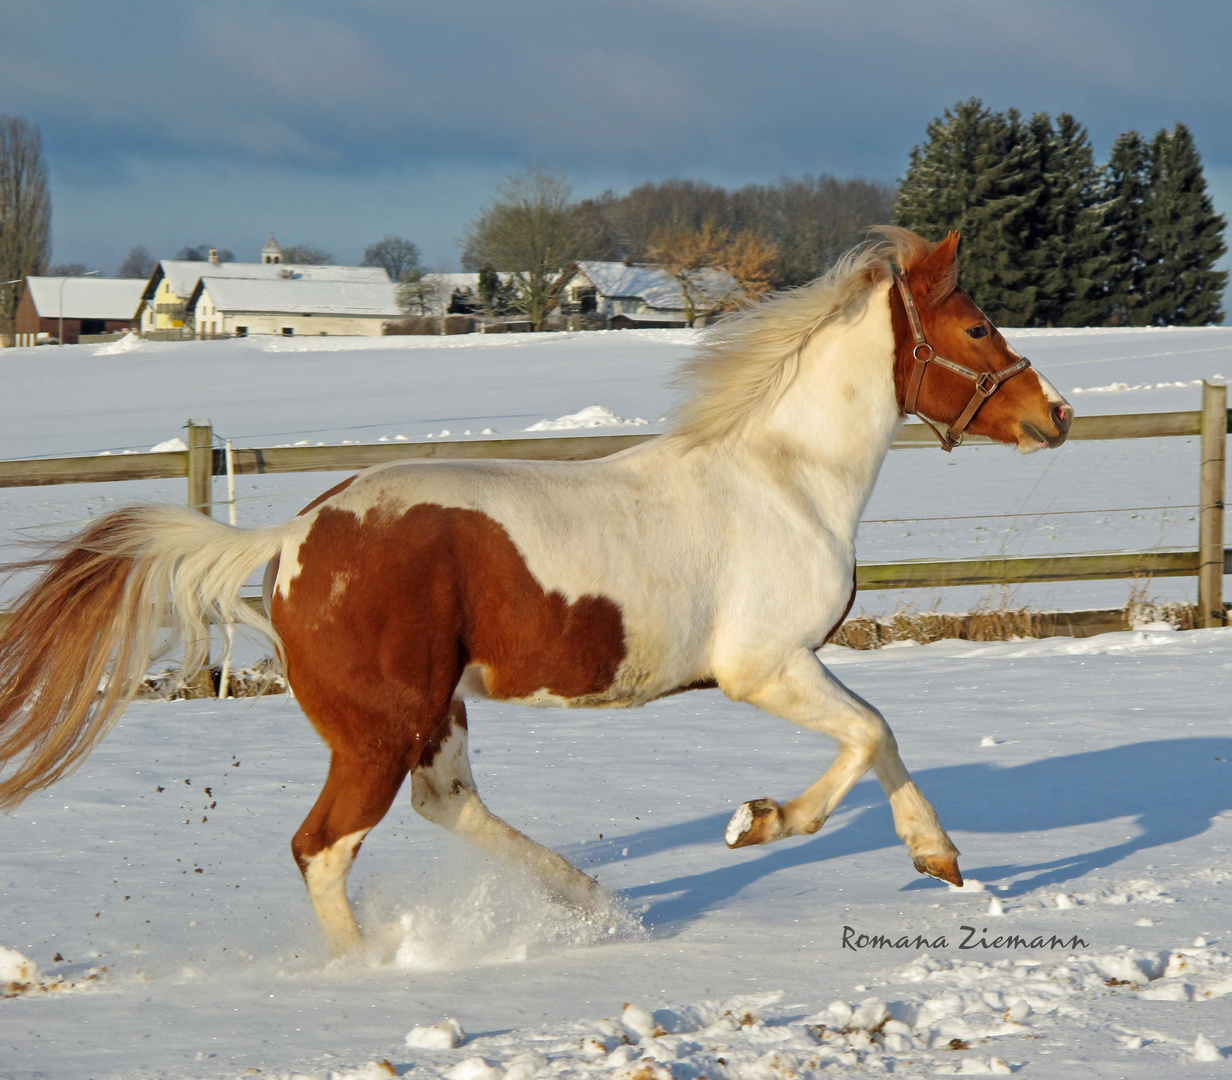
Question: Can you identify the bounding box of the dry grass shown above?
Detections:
[138,657,287,700]
[830,600,1200,650]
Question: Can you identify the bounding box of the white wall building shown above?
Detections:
[139,248,391,334]
[190,278,401,337]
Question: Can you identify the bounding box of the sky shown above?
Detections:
[1,0,1229,285]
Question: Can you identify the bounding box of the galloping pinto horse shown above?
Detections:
[0,229,1072,955]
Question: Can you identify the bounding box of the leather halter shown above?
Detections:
[892,270,1032,451]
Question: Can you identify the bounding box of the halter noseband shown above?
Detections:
[892,270,1032,451]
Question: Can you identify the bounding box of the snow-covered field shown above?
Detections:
[2,326,1232,1078]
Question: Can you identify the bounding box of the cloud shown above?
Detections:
[4,0,1226,275]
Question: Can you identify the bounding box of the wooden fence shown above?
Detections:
[1,383,1228,631]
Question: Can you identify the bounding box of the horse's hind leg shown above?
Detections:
[411,700,614,916]
[292,753,407,956]
[720,649,962,885]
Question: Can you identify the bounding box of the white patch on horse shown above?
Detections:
[301,827,369,955]
[1036,371,1067,406]
[272,515,316,599]
[328,570,352,606]
[725,803,754,846]
[411,714,617,914]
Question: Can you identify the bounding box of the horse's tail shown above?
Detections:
[0,504,293,811]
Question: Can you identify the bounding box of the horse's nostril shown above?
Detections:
[1052,403,1073,431]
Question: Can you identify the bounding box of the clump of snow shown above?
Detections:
[1193,1033,1225,1061]
[524,405,650,431]
[1070,377,1222,394]
[149,436,188,453]
[443,1057,501,1080]
[406,1018,465,1049]
[0,945,104,998]
[620,1002,664,1040]
[0,945,38,986]
[328,1061,398,1079]
[93,331,143,356]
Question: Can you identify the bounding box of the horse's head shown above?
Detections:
[890,231,1072,453]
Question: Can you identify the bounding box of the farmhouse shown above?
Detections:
[558,260,736,326]
[15,277,145,344]
[189,277,401,337]
[138,243,391,334]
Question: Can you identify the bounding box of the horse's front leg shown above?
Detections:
[719,649,962,886]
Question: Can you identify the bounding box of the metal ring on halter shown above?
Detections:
[912,343,933,362]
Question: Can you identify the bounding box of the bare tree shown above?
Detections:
[117,245,157,279]
[363,235,419,281]
[176,244,234,262]
[47,262,97,277]
[0,116,51,334]
[461,168,581,330]
[281,243,333,265]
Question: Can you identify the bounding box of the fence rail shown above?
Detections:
[1,391,1228,629]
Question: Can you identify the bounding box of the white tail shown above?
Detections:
[0,504,294,809]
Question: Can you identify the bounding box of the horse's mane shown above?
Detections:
[669,226,936,447]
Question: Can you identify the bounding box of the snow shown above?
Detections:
[155,260,391,301]
[524,405,651,431]
[23,276,146,320]
[198,277,401,317]
[1,325,1232,1077]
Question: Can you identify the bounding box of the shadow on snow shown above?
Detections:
[576,738,1232,931]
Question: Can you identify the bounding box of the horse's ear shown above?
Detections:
[910,231,961,301]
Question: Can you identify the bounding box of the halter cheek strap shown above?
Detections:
[892,270,1032,452]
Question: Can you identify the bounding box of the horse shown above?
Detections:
[0,228,1072,956]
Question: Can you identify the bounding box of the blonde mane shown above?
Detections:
[669,226,934,446]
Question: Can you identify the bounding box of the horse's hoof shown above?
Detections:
[725,798,784,848]
[913,853,963,887]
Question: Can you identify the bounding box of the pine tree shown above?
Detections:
[1101,131,1151,326]
[896,101,1047,325]
[1030,113,1112,326]
[1140,123,1227,325]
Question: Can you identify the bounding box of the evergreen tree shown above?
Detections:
[1139,123,1227,325]
[896,100,1047,325]
[1101,131,1151,326]
[1030,113,1112,326]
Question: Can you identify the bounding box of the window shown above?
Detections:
[235,326,248,337]
[281,327,294,336]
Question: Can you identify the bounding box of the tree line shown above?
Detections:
[0,104,1226,337]
[456,170,895,327]
[895,99,1227,326]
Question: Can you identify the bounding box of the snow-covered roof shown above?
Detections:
[24,277,145,320]
[194,277,402,318]
[150,261,390,301]
[571,261,735,312]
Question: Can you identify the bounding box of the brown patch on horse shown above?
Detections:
[271,503,626,773]
[297,475,356,516]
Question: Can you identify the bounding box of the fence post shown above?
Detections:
[185,419,214,695]
[1198,381,1227,627]
[186,419,213,517]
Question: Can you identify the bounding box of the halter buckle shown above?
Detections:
[975,372,997,396]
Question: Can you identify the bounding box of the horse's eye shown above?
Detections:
[966,325,988,339]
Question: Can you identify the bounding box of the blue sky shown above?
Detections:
[2,0,1229,280]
